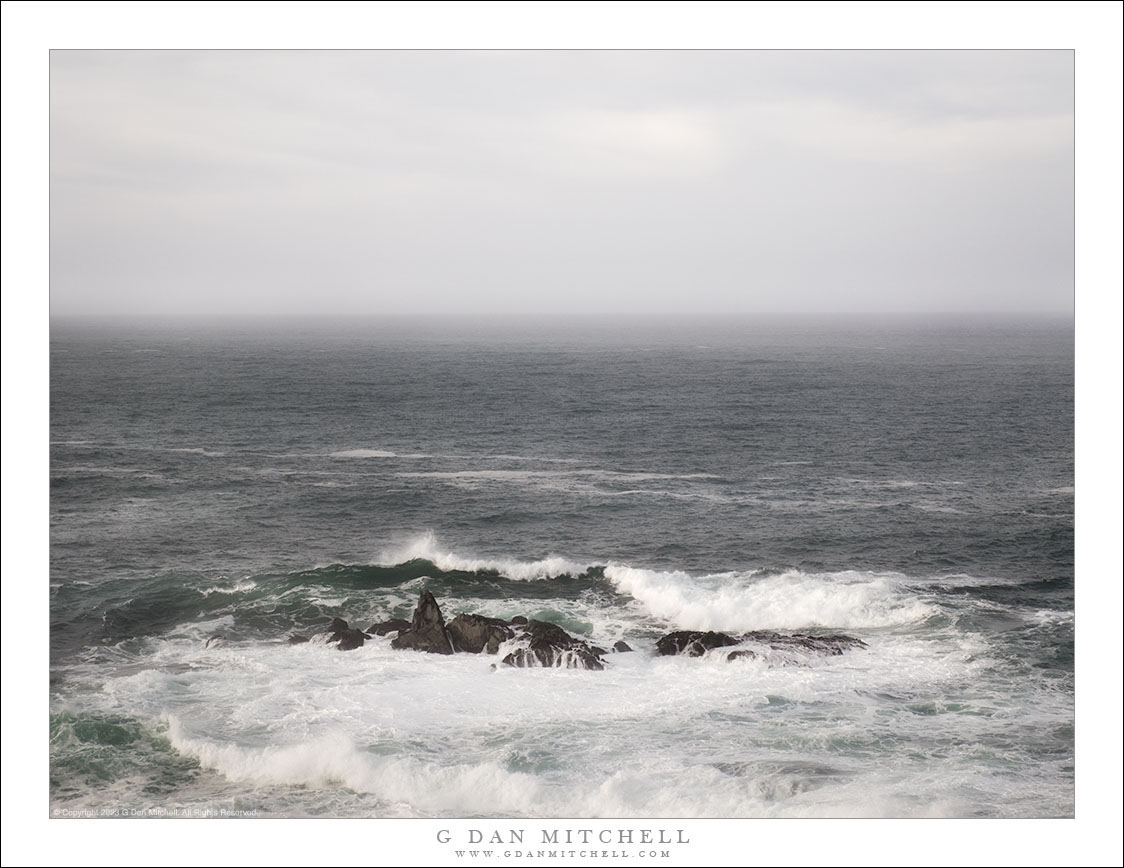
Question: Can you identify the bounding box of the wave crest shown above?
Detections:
[604,564,933,631]
[165,716,544,814]
[378,533,590,582]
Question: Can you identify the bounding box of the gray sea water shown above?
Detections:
[49,314,1074,818]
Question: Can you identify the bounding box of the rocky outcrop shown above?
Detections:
[288,593,609,670]
[656,631,741,657]
[334,629,368,651]
[391,591,454,654]
[657,629,866,661]
[501,619,605,671]
[285,590,867,672]
[367,618,410,636]
[327,618,369,652]
[447,613,514,654]
[375,595,606,669]
[741,630,866,656]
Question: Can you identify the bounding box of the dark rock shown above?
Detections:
[333,628,368,651]
[510,615,528,625]
[204,635,227,649]
[500,619,605,670]
[612,640,634,653]
[287,634,310,645]
[741,631,867,656]
[322,618,369,651]
[657,629,866,661]
[656,631,741,657]
[391,590,454,654]
[501,645,604,670]
[523,619,575,647]
[367,618,410,636]
[590,646,608,656]
[447,613,513,654]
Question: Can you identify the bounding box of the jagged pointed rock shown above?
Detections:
[391,590,454,654]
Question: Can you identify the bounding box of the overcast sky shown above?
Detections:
[49,50,1074,316]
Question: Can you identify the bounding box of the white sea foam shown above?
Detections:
[1026,608,1075,628]
[306,595,349,608]
[168,714,779,817]
[396,469,567,480]
[377,536,934,631]
[51,589,1072,820]
[201,579,258,596]
[838,477,965,489]
[919,572,1020,588]
[604,564,934,631]
[329,449,399,458]
[166,719,547,814]
[580,470,720,482]
[57,465,154,475]
[53,541,1070,820]
[484,453,583,463]
[396,469,717,483]
[593,487,734,504]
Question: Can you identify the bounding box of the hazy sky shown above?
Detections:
[50,50,1074,316]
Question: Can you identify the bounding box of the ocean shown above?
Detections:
[48,314,1074,819]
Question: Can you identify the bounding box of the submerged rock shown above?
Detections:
[501,646,604,670]
[204,635,227,649]
[501,619,605,671]
[447,613,513,654]
[612,640,634,653]
[391,590,454,654]
[367,618,410,636]
[287,634,310,645]
[657,629,866,661]
[741,630,867,656]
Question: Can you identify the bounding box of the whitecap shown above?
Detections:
[377,532,592,581]
[604,564,934,631]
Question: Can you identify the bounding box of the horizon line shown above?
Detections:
[48,309,1076,320]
